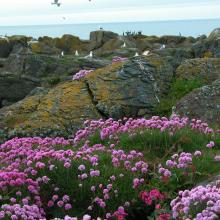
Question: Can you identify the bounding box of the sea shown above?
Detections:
[0,18,220,40]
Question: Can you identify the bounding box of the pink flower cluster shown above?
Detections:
[74,116,193,144]
[140,189,164,206]
[171,180,220,219]
[72,69,94,80]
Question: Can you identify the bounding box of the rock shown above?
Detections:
[0,80,102,140]
[85,55,174,118]
[193,34,220,58]
[176,58,220,84]
[54,34,89,54]
[0,50,110,107]
[89,30,119,50]
[175,78,220,124]
[0,55,174,140]
[208,28,220,40]
[94,36,138,58]
[153,48,194,68]
[0,38,11,58]
[0,72,39,105]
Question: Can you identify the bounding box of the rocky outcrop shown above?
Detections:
[175,78,220,124]
[85,55,173,118]
[176,58,220,83]
[0,38,11,58]
[89,30,119,50]
[31,35,90,54]
[0,49,111,107]
[0,56,174,140]
[208,28,220,40]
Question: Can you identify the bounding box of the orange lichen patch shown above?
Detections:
[85,62,124,103]
[0,80,102,132]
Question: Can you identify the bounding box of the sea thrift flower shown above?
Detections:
[206,141,215,148]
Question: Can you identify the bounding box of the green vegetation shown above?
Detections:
[156,77,203,116]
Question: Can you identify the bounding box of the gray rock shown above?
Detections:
[175,78,220,124]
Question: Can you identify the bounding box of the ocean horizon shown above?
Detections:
[0,18,220,40]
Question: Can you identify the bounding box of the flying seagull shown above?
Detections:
[51,0,61,7]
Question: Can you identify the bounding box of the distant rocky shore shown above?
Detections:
[0,28,220,141]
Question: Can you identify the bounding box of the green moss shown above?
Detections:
[45,76,61,86]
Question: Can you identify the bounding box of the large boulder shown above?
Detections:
[208,28,220,41]
[0,55,174,140]
[0,72,39,106]
[0,38,11,58]
[175,78,220,124]
[89,30,119,50]
[176,58,220,84]
[193,32,220,58]
[85,55,174,118]
[0,80,102,140]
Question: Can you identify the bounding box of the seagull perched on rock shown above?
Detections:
[61,51,64,57]
[84,51,93,58]
[121,42,126,48]
[134,52,139,57]
[160,44,166,50]
[75,50,79,56]
[142,50,150,56]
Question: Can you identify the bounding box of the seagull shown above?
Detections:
[99,26,103,30]
[84,51,93,58]
[160,44,166,50]
[134,52,139,57]
[61,51,64,57]
[51,0,61,7]
[142,50,150,56]
[121,42,126,48]
[75,50,79,56]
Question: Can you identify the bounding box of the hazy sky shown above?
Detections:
[0,0,220,26]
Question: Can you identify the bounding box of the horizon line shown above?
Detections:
[0,17,220,28]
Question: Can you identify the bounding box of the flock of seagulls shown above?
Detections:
[58,42,165,59]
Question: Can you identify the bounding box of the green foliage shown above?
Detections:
[156,77,203,116]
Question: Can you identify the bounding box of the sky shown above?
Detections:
[0,0,220,26]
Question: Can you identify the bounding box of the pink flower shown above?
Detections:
[65,203,72,210]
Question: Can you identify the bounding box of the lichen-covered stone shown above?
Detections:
[175,78,220,124]
[0,80,101,140]
[85,55,174,118]
[176,58,220,83]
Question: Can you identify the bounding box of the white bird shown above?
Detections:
[84,51,93,58]
[75,50,79,56]
[160,44,166,50]
[134,52,139,57]
[61,51,64,57]
[121,42,126,48]
[142,50,150,56]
